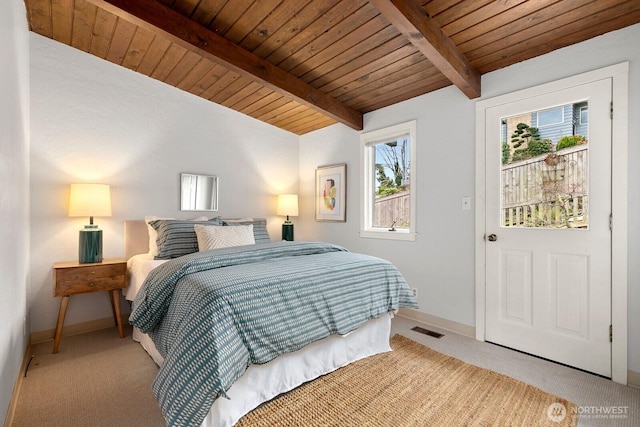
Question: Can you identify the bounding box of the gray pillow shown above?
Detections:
[151,218,222,259]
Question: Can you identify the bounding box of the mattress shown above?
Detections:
[124,253,167,301]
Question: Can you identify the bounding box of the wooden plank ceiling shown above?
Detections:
[25,0,640,135]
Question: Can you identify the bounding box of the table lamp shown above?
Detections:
[68,183,112,263]
[277,194,298,241]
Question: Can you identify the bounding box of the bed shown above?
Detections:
[123,218,418,427]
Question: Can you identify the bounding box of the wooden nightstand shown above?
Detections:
[52,258,127,353]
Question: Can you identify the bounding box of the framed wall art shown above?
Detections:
[315,163,346,222]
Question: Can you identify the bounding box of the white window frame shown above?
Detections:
[360,120,417,241]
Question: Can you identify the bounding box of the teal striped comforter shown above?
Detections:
[130,241,418,427]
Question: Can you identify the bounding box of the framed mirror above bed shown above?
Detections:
[180,173,219,211]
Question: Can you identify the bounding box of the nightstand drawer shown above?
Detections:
[54,262,126,296]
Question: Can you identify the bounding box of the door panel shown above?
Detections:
[549,253,589,338]
[485,78,611,377]
[501,249,532,325]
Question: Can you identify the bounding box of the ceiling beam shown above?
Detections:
[370,0,481,99]
[91,0,363,130]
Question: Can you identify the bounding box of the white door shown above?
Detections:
[484,78,612,377]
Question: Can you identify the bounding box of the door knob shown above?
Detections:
[487,234,497,242]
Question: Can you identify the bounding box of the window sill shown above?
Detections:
[359,229,416,241]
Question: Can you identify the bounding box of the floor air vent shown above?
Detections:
[411,326,444,339]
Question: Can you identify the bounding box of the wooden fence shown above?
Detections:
[502,145,588,228]
[374,191,410,228]
[373,191,411,228]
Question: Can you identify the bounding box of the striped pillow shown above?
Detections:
[151,218,222,259]
[194,224,255,250]
[145,215,208,256]
[222,218,271,243]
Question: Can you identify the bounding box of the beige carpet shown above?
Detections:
[11,326,166,427]
[12,327,578,426]
[237,334,578,426]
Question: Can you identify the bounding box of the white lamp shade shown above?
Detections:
[68,183,112,218]
[277,194,298,217]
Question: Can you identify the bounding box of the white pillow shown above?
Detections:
[194,224,255,250]
[145,215,208,256]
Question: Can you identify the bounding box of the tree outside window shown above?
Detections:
[374,139,410,229]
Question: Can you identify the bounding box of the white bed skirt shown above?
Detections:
[134,313,393,427]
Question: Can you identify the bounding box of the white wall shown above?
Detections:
[29,34,299,334]
[0,0,30,422]
[300,23,640,374]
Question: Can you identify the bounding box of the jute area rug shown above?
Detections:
[237,335,577,426]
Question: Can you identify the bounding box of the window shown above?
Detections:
[360,120,416,241]
[580,106,589,124]
[536,106,564,127]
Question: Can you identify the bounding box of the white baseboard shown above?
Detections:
[4,342,31,427]
[30,314,130,345]
[397,308,475,338]
[628,370,640,389]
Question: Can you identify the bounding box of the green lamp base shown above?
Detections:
[282,223,294,241]
[79,227,103,263]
